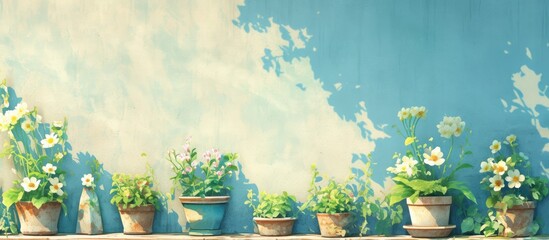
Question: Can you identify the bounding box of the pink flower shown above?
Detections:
[212,161,219,168]
[216,171,223,177]
[185,166,192,173]
[183,143,190,153]
[203,151,212,160]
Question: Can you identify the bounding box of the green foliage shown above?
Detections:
[245,190,296,218]
[167,138,239,197]
[387,107,476,207]
[110,168,161,209]
[354,159,402,236]
[475,135,549,237]
[0,83,70,210]
[300,165,356,214]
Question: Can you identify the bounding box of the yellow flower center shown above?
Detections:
[497,166,505,173]
[431,155,439,162]
[47,138,54,144]
[495,180,503,187]
[513,176,519,182]
[48,167,54,172]
[455,127,462,134]
[417,111,425,117]
[54,185,59,190]
[86,179,90,182]
[28,183,35,188]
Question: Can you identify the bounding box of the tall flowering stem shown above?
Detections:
[387,106,476,205]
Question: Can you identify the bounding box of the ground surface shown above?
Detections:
[2,234,549,240]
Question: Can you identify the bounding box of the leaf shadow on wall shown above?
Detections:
[220,162,258,233]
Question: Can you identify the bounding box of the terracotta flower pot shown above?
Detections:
[179,196,230,236]
[15,201,61,236]
[254,217,295,236]
[316,212,351,237]
[118,204,155,235]
[498,201,536,237]
[407,196,451,226]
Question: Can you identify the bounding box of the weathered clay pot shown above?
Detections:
[407,196,452,226]
[15,201,61,235]
[498,201,536,237]
[118,204,155,235]
[254,217,295,236]
[179,196,229,236]
[316,212,351,237]
[76,187,103,234]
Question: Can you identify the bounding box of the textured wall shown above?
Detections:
[0,0,548,235]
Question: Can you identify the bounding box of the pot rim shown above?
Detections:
[118,204,155,212]
[406,196,452,206]
[253,217,297,221]
[316,212,351,217]
[16,201,62,208]
[497,200,536,210]
[179,195,230,204]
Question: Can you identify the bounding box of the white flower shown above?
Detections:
[397,107,411,120]
[453,120,466,137]
[505,169,525,189]
[397,163,413,177]
[3,97,8,108]
[52,121,63,128]
[21,119,34,133]
[35,114,42,123]
[21,177,40,192]
[81,174,94,187]
[492,161,508,175]
[14,102,29,117]
[41,133,59,148]
[480,161,492,173]
[505,134,516,144]
[489,175,505,191]
[490,140,501,154]
[423,146,445,166]
[410,107,420,117]
[402,156,418,167]
[42,163,57,174]
[436,116,465,138]
[4,110,19,125]
[48,177,64,196]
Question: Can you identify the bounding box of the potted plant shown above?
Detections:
[0,85,69,235]
[76,157,104,235]
[167,137,238,236]
[300,165,356,238]
[386,106,476,238]
[472,135,549,237]
[110,168,161,235]
[245,190,297,236]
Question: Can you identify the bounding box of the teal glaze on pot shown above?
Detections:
[179,196,230,236]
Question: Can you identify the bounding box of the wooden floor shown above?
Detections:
[1,234,548,240]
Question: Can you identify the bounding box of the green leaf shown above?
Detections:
[388,184,413,205]
[447,181,476,203]
[32,197,50,209]
[2,188,24,208]
[461,217,474,233]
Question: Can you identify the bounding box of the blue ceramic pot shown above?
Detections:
[179,196,230,236]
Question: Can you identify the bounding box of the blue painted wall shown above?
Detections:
[0,0,548,235]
